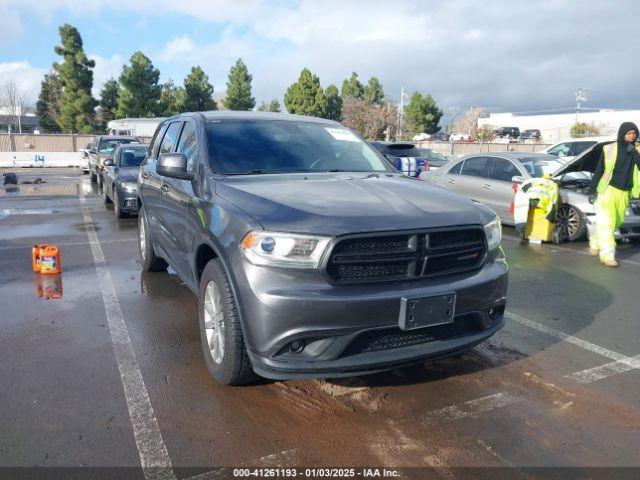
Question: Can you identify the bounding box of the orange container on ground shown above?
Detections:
[32,244,62,274]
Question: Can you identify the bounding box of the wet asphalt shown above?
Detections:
[1,168,639,479]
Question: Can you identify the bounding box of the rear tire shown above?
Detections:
[138,204,167,272]
[90,171,97,183]
[198,259,257,386]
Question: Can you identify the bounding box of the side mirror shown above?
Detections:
[511,175,524,184]
[104,159,114,167]
[157,153,193,180]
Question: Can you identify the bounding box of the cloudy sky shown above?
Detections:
[0,0,637,119]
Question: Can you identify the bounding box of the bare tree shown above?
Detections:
[1,80,32,133]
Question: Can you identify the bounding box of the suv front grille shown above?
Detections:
[326,228,486,284]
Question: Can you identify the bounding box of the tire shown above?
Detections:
[90,171,97,183]
[97,173,103,189]
[556,204,587,242]
[114,190,126,219]
[198,259,257,386]
[103,183,111,204]
[138,204,168,272]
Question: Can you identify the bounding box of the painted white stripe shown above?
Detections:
[422,392,525,425]
[566,354,640,384]
[183,450,298,480]
[80,196,175,480]
[505,311,629,362]
[0,238,136,251]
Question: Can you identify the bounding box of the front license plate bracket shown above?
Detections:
[399,293,456,331]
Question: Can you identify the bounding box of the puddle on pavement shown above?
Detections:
[0,208,61,219]
[1,184,87,197]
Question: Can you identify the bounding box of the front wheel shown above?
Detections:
[556,204,586,242]
[90,171,97,183]
[138,204,168,272]
[198,259,256,386]
[114,190,126,219]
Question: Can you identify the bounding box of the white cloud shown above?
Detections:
[0,5,24,51]
[159,35,196,62]
[0,61,47,104]
[89,53,123,96]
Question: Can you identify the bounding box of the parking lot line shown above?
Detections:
[80,197,176,480]
[0,237,135,251]
[421,392,526,425]
[566,354,640,384]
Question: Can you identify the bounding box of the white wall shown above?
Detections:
[0,152,83,168]
[478,109,640,143]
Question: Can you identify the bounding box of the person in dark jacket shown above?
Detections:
[588,122,640,267]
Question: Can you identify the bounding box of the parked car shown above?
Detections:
[431,132,450,141]
[414,148,450,170]
[421,147,640,242]
[544,138,612,163]
[137,111,508,385]
[80,142,92,173]
[449,132,470,142]
[88,135,140,185]
[519,129,541,141]
[368,141,426,176]
[494,127,520,139]
[101,143,149,218]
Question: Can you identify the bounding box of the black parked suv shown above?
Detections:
[137,112,508,385]
[88,135,140,185]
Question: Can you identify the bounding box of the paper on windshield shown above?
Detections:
[325,127,359,142]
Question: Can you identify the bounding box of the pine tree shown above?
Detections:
[341,72,364,100]
[323,84,342,121]
[404,92,443,136]
[158,80,186,116]
[117,51,161,118]
[98,78,119,127]
[363,77,385,105]
[52,24,96,133]
[223,59,255,111]
[284,68,327,117]
[268,99,281,112]
[36,73,62,133]
[182,66,216,112]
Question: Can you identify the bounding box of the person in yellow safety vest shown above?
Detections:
[588,122,640,267]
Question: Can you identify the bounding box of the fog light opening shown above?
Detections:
[289,340,305,354]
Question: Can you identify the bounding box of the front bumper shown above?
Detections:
[233,252,508,379]
[115,186,139,212]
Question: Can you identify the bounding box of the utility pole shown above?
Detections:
[396,87,409,141]
[575,87,587,124]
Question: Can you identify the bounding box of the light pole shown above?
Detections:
[575,87,587,124]
[396,87,410,141]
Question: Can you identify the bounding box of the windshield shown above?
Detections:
[206,120,390,174]
[119,147,147,168]
[415,148,448,166]
[518,157,563,177]
[99,139,135,154]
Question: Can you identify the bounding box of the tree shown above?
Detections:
[98,78,120,130]
[257,99,281,112]
[363,77,385,105]
[117,51,161,118]
[341,72,364,100]
[223,59,255,111]
[36,73,62,133]
[323,84,342,121]
[52,23,96,133]
[571,122,601,138]
[183,66,216,112]
[158,80,185,116]
[341,98,398,140]
[284,68,327,117]
[476,125,496,143]
[404,92,443,137]
[2,80,32,133]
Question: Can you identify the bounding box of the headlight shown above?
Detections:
[240,231,332,269]
[120,181,137,191]
[484,217,502,251]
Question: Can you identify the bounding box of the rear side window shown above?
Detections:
[176,122,198,172]
[489,158,520,182]
[159,122,184,155]
[461,157,489,178]
[547,142,571,157]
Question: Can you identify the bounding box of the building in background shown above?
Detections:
[0,107,40,134]
[107,118,166,138]
[478,109,640,143]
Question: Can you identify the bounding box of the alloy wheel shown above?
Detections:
[204,281,225,365]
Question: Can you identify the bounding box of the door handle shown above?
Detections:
[447,179,456,184]
[482,184,493,190]
[141,172,149,179]
[161,184,170,193]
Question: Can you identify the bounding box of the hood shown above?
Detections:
[116,167,138,182]
[216,173,492,236]
[552,141,613,177]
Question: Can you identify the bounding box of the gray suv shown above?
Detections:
[137,112,508,385]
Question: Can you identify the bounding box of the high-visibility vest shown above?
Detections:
[597,143,640,198]
[513,177,560,232]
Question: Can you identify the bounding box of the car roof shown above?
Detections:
[115,143,149,149]
[97,135,140,141]
[189,110,341,125]
[456,152,558,161]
